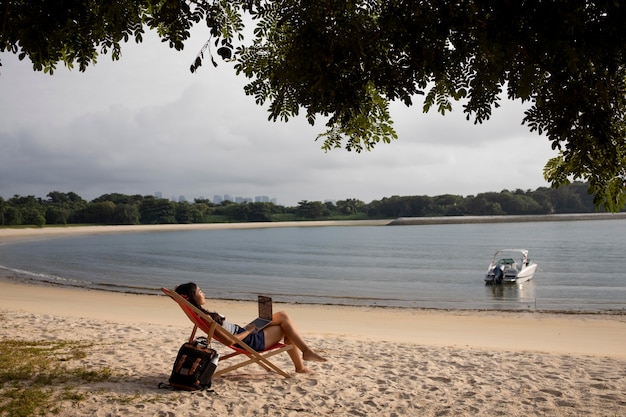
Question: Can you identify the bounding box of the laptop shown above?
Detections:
[246,295,273,332]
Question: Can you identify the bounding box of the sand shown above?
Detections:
[1,224,626,416]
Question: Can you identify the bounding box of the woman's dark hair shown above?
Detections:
[175,282,224,325]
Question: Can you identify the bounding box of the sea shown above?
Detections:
[1,218,625,313]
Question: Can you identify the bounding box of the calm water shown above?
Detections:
[1,220,625,312]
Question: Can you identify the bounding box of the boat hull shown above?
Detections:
[499,263,537,284]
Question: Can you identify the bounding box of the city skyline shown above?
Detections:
[155,192,278,205]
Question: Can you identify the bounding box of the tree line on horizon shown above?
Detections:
[0,182,622,227]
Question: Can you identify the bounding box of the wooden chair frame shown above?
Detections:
[162,287,293,378]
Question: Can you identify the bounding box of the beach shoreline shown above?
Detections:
[2,218,625,312]
[2,221,626,416]
[2,280,625,358]
[2,220,626,355]
[2,212,625,241]
[0,220,391,242]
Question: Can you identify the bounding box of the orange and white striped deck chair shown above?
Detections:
[162,287,293,378]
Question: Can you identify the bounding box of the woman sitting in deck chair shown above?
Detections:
[175,282,327,374]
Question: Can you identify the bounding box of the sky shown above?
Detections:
[0,29,558,207]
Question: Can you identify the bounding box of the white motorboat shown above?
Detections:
[484,249,537,285]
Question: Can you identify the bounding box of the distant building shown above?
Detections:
[209,194,277,205]
[155,191,162,199]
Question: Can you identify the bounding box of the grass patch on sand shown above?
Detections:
[0,338,113,417]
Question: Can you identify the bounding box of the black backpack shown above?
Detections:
[162,337,219,391]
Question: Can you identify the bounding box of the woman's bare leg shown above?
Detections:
[263,311,326,372]
[283,335,309,373]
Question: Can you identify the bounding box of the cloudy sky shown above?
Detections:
[0,29,557,207]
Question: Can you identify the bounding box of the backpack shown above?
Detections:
[162,337,219,391]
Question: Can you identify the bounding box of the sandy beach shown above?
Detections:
[1,224,626,416]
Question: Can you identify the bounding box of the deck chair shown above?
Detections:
[161,287,293,378]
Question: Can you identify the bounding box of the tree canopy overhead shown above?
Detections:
[1,0,625,210]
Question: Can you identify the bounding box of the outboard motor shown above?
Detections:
[493,265,504,284]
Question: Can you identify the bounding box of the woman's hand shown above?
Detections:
[234,323,258,341]
[244,323,258,334]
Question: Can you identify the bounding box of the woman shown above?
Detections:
[175,282,326,374]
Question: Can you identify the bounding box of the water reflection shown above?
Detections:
[486,280,537,309]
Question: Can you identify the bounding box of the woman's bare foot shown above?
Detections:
[296,367,315,374]
[302,350,327,362]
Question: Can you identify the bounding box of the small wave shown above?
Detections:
[0,264,91,285]
[91,281,162,294]
[0,264,161,295]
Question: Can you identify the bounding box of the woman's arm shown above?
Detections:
[232,323,257,341]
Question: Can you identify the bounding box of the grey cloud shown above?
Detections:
[0,33,556,206]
